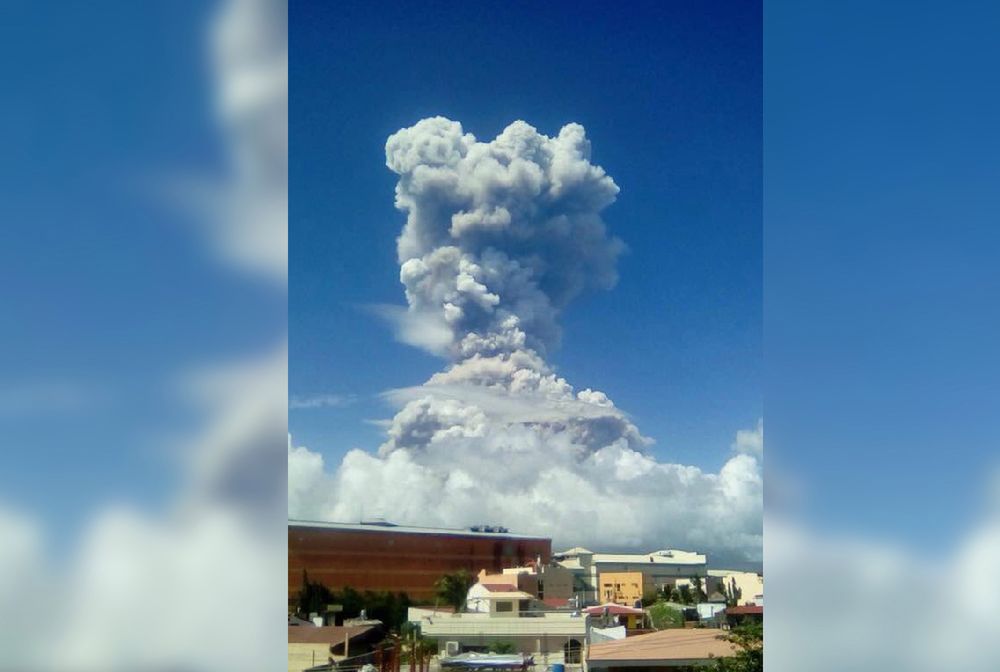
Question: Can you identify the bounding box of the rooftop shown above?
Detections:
[726,605,763,615]
[587,628,736,665]
[289,519,549,541]
[554,548,706,566]
[287,625,376,645]
[584,603,646,616]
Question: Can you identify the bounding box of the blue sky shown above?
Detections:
[0,1,284,543]
[766,2,1000,550]
[290,0,762,475]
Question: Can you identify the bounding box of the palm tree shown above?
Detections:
[434,570,474,612]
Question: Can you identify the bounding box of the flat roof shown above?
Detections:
[289,519,550,541]
[555,549,706,565]
[587,628,736,665]
[287,625,376,645]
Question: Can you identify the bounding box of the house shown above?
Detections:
[587,628,736,671]
[476,563,576,603]
[465,583,537,615]
[724,605,762,628]
[584,603,649,631]
[408,606,589,667]
[554,548,707,604]
[287,625,382,672]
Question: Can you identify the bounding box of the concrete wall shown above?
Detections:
[288,643,330,672]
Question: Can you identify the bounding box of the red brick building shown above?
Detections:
[289,520,552,603]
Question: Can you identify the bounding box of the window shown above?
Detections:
[495,601,513,613]
[564,639,582,664]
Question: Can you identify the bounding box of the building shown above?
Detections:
[287,624,382,672]
[598,572,645,607]
[706,570,763,607]
[289,520,551,604]
[584,604,649,631]
[587,628,736,671]
[475,563,576,603]
[408,606,589,667]
[466,583,537,614]
[554,548,707,604]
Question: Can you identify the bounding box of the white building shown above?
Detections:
[553,547,707,604]
[466,584,537,614]
[408,606,589,667]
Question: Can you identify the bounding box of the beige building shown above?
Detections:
[598,572,645,607]
[476,562,576,603]
[554,548,707,604]
[409,606,590,667]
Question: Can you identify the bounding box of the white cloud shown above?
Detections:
[733,417,763,457]
[766,500,1000,672]
[0,1,289,669]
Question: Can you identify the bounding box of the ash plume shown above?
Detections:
[291,118,762,560]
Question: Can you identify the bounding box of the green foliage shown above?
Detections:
[297,570,335,617]
[295,573,412,631]
[724,578,743,607]
[678,584,693,605]
[434,569,475,612]
[487,641,516,654]
[691,576,707,603]
[710,623,762,672]
[647,600,684,629]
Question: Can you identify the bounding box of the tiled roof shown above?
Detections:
[587,628,736,663]
[726,605,763,615]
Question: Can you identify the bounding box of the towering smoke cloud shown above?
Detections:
[290,118,762,560]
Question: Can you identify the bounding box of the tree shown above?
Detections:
[487,641,516,654]
[434,569,474,612]
[678,584,693,605]
[647,600,684,629]
[725,578,743,607]
[711,623,762,672]
[297,570,334,617]
[691,576,707,603]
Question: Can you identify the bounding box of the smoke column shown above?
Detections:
[290,118,762,560]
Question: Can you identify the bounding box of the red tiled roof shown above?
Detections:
[726,605,763,615]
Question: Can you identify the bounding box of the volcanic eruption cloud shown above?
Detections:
[289,117,762,561]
